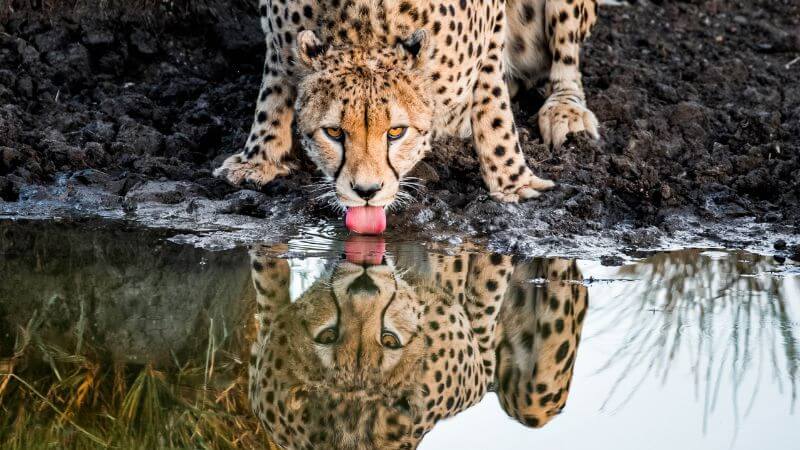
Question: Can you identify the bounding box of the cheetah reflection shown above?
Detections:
[248,239,587,449]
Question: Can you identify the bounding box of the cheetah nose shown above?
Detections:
[352,182,382,201]
[347,272,380,295]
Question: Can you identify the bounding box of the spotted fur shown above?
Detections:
[248,245,588,449]
[215,0,599,206]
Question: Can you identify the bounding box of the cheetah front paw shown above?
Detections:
[538,98,599,149]
[213,153,293,188]
[489,169,555,203]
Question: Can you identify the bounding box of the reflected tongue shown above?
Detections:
[345,206,387,235]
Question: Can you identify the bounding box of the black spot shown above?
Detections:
[555,341,569,363]
[521,332,534,349]
[524,416,540,427]
[540,322,552,339]
[523,5,535,23]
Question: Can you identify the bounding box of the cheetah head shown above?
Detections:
[250,257,426,449]
[293,30,434,215]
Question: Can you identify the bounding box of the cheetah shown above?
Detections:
[215,0,599,210]
[247,240,588,448]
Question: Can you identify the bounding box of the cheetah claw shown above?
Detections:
[538,98,599,149]
[213,153,293,188]
[490,175,555,203]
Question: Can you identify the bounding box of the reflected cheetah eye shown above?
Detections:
[315,327,339,345]
[387,126,407,140]
[323,127,344,141]
[381,331,402,349]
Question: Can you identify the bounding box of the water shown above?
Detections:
[0,220,798,449]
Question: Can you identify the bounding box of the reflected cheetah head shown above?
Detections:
[250,259,426,449]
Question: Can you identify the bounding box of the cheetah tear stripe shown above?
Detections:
[345,206,386,235]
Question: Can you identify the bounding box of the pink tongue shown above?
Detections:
[345,206,387,235]
[344,236,386,265]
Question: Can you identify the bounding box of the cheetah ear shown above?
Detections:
[399,29,431,66]
[296,30,329,68]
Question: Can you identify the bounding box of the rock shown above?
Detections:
[44,44,91,81]
[668,101,708,128]
[130,30,158,55]
[0,69,15,87]
[1,146,22,171]
[600,255,624,266]
[0,108,20,144]
[773,239,787,251]
[41,140,81,169]
[84,142,108,166]
[82,120,116,143]
[0,175,20,201]
[15,38,40,66]
[659,183,672,200]
[82,26,115,47]
[70,169,113,186]
[407,160,440,184]
[219,189,269,216]
[15,76,34,98]
[116,119,164,155]
[163,132,195,159]
[67,146,88,167]
[125,180,208,204]
[32,28,67,53]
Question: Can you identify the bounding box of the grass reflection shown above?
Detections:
[0,309,275,449]
[592,250,799,432]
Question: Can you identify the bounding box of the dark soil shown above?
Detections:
[1,0,799,253]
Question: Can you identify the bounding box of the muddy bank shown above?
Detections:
[0,0,798,257]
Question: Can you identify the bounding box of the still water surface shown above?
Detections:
[0,220,797,449]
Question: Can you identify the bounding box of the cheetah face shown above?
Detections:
[298,261,425,389]
[255,258,425,448]
[294,31,433,209]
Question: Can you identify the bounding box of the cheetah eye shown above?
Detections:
[387,126,407,141]
[315,327,339,345]
[323,127,344,141]
[381,330,402,349]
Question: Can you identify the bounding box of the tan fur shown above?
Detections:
[215,0,599,206]
[248,244,588,448]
